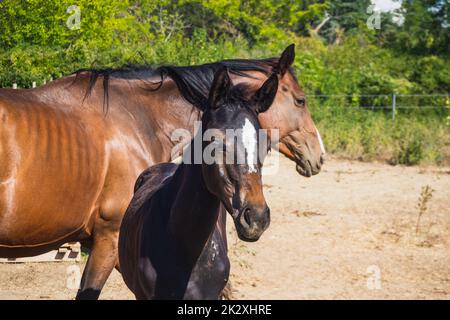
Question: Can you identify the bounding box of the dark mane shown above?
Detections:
[73,58,279,112]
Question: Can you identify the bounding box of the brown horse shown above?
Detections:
[0,44,324,299]
[119,67,277,299]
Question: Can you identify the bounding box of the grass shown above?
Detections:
[416,185,435,234]
[310,104,450,166]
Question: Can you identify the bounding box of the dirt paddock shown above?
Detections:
[1,154,449,300]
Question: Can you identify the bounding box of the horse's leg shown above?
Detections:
[76,217,119,300]
[217,207,233,300]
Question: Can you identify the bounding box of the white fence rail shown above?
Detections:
[0,243,81,263]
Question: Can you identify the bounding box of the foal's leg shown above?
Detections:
[217,207,232,300]
[76,217,120,300]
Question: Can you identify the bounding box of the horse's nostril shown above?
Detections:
[320,155,324,165]
[243,208,252,226]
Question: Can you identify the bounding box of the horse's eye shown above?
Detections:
[295,97,306,107]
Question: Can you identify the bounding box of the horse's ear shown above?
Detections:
[209,66,232,109]
[275,44,295,76]
[251,73,279,114]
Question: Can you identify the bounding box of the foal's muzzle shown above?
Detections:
[234,205,270,242]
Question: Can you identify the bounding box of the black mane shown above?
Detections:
[74,58,279,112]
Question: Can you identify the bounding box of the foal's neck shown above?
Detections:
[167,163,220,262]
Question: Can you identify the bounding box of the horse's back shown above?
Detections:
[119,162,179,298]
[0,92,108,256]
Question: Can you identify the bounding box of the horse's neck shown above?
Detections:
[130,76,203,124]
[167,163,220,261]
[117,77,204,162]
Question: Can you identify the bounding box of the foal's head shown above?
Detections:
[201,67,278,242]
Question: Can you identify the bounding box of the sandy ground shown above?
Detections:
[0,154,449,300]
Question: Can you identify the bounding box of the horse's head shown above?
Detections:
[249,45,325,177]
[201,67,278,242]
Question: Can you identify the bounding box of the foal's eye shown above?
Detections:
[294,97,306,108]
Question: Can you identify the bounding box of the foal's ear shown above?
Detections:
[251,73,279,114]
[274,44,295,76]
[209,66,232,109]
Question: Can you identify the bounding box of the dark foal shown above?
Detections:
[118,67,278,299]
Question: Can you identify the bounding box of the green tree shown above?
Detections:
[0,0,140,49]
[389,0,449,54]
[318,0,372,43]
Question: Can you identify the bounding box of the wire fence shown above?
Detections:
[306,93,450,119]
[4,82,450,120]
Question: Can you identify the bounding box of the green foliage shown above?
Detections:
[319,0,372,40]
[0,0,138,49]
[295,35,449,96]
[0,0,448,165]
[387,0,450,55]
[310,103,449,166]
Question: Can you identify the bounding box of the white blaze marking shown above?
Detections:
[314,125,326,154]
[242,118,258,173]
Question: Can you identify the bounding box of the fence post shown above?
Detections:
[32,81,36,88]
[392,93,396,120]
[12,83,17,89]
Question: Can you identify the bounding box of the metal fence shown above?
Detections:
[5,82,449,120]
[306,94,450,119]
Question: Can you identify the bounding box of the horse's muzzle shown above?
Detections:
[233,205,270,242]
[295,153,324,177]
[280,131,324,178]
